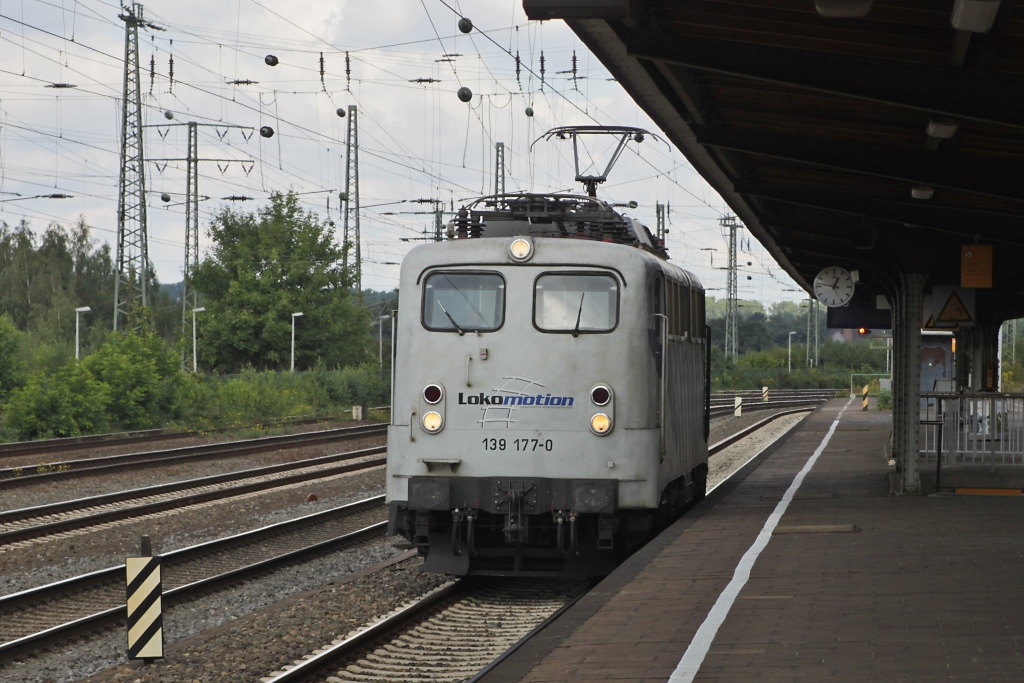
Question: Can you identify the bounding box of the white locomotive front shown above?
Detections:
[386,194,709,576]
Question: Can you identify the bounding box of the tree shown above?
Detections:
[0,218,115,350]
[192,193,370,372]
[0,315,24,399]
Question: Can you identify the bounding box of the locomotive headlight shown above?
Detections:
[422,411,444,433]
[590,413,612,435]
[509,238,533,261]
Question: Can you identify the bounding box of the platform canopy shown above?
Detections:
[524,0,1024,327]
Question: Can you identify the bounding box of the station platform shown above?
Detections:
[480,398,1024,682]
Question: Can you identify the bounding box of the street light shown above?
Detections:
[75,306,91,359]
[291,312,304,372]
[788,331,796,373]
[192,307,206,372]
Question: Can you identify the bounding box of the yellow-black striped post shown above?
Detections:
[862,384,870,412]
[762,386,769,402]
[126,554,163,659]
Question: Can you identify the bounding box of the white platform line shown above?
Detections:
[668,397,854,683]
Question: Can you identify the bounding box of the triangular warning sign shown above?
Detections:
[924,314,935,328]
[936,291,973,323]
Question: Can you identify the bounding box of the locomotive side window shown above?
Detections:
[664,279,692,339]
[692,289,705,338]
[422,272,505,332]
[534,273,619,333]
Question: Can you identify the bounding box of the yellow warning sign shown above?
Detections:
[936,291,973,324]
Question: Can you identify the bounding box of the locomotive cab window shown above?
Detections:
[423,272,505,332]
[534,273,619,333]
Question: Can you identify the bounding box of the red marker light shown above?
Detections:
[423,384,443,404]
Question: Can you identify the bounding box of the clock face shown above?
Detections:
[813,266,855,307]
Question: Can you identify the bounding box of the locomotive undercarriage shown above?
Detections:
[388,465,708,576]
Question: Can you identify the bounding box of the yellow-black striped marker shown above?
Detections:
[762,386,769,402]
[126,556,163,659]
[862,385,870,411]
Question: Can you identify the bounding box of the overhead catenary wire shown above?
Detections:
[0,1,797,298]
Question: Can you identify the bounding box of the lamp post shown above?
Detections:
[788,331,796,373]
[191,307,206,372]
[75,306,91,360]
[291,312,304,372]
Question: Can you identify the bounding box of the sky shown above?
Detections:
[0,0,806,305]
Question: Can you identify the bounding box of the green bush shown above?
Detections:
[183,364,389,426]
[4,364,110,438]
[82,326,186,429]
[877,388,892,410]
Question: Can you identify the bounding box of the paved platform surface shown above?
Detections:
[481,398,1024,682]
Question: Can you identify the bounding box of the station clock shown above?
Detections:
[813,266,855,307]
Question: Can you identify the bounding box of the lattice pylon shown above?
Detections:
[342,105,361,291]
[181,121,199,329]
[722,215,739,362]
[114,3,150,330]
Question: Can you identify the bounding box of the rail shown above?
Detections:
[0,423,387,487]
[0,412,372,458]
[0,496,389,658]
[919,392,1024,469]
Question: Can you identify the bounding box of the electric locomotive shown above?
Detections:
[386,128,710,576]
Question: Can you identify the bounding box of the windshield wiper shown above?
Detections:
[437,300,465,336]
[572,293,586,338]
[441,274,487,329]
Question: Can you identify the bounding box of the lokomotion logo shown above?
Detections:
[458,392,574,407]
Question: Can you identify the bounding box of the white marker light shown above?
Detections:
[590,413,612,435]
[422,411,443,433]
[509,238,532,261]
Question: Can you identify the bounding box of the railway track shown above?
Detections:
[0,405,809,548]
[708,393,832,418]
[710,406,815,454]
[0,495,389,659]
[0,444,387,547]
[0,392,827,461]
[259,407,821,683]
[262,577,587,683]
[0,401,822,673]
[0,423,387,489]
[0,412,365,459]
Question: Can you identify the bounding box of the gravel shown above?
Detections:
[708,411,809,489]
[0,433,385,511]
[708,406,812,445]
[0,419,363,470]
[0,465,387,597]
[0,541,438,683]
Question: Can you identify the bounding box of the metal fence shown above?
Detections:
[919,392,1024,468]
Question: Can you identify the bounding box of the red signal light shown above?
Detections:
[857,327,870,335]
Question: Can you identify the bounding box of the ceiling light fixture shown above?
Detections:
[926,120,960,139]
[951,0,1001,33]
[911,186,935,200]
[814,0,872,17]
